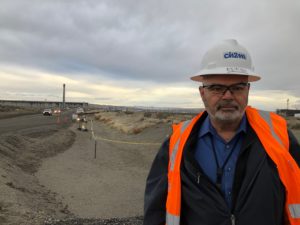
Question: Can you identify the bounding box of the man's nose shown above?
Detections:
[221,89,234,99]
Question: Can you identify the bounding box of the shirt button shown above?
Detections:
[228,191,232,196]
[226,145,230,149]
[227,167,231,171]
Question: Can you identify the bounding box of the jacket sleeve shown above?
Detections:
[143,138,170,225]
[288,130,300,167]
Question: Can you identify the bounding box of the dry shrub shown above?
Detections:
[100,118,112,123]
[94,113,102,120]
[144,112,152,118]
[124,111,134,115]
[132,127,143,134]
[156,112,171,119]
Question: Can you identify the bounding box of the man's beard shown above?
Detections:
[205,100,245,124]
[214,109,242,123]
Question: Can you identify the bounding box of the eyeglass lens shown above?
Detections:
[203,83,249,95]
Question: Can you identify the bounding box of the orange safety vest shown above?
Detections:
[166,106,300,225]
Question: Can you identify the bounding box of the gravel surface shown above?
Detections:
[43,216,143,225]
[0,111,170,225]
[37,119,170,220]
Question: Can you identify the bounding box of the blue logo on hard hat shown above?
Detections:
[224,52,247,60]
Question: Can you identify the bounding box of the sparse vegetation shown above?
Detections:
[124,110,134,115]
[93,112,300,142]
[94,111,196,134]
[156,112,170,119]
[143,112,152,118]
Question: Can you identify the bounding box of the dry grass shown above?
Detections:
[94,111,300,142]
[94,111,195,134]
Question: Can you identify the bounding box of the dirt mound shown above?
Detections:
[0,128,75,174]
[0,127,76,225]
[0,105,40,119]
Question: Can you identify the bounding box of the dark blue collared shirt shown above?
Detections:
[194,115,247,209]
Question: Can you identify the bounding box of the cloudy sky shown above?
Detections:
[0,0,300,111]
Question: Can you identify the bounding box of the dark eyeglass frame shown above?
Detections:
[201,82,250,95]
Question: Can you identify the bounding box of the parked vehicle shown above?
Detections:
[43,109,52,116]
[72,113,79,121]
[76,107,84,114]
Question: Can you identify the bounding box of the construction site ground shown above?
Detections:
[1,109,300,225]
[0,110,171,225]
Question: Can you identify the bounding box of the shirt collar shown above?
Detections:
[198,114,247,138]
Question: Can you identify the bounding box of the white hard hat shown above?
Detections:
[190,39,261,82]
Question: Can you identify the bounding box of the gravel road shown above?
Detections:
[44,216,143,225]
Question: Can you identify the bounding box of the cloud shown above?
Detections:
[249,90,300,111]
[0,65,201,107]
[0,0,300,109]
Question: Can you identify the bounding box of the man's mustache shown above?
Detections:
[216,101,239,110]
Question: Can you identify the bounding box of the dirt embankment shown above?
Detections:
[0,105,40,119]
[0,126,76,225]
[94,111,194,134]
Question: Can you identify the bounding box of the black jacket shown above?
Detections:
[144,113,300,225]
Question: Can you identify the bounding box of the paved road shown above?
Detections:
[0,111,73,135]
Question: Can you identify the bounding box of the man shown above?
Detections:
[143,39,300,225]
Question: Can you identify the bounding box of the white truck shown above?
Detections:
[72,107,85,121]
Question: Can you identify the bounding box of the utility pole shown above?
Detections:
[63,84,66,109]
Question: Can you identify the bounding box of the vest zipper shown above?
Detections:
[231,214,235,225]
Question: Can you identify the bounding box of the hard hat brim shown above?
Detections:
[190,67,261,82]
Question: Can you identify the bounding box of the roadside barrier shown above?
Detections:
[89,119,162,158]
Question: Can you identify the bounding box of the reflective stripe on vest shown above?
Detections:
[246,106,300,223]
[166,112,204,225]
[166,106,300,225]
[169,120,192,171]
[166,212,180,225]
